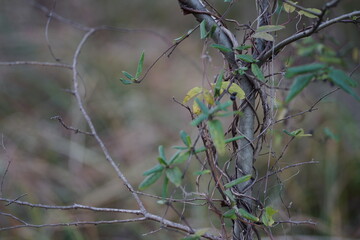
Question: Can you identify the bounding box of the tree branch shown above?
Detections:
[259,10,360,62]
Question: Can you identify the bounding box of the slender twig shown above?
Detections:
[50,116,93,136]
[0,135,11,196]
[256,160,319,183]
[44,0,60,61]
[71,29,146,212]
[0,197,142,213]
[0,61,72,69]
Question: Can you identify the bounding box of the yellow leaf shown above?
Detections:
[183,87,203,104]
[291,128,312,137]
[353,47,359,62]
[221,82,245,99]
[203,90,215,105]
[298,8,321,18]
[192,100,201,115]
[284,1,297,13]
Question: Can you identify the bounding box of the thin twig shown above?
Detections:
[50,116,93,136]
[0,61,72,69]
[256,160,319,183]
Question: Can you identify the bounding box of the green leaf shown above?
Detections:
[194,146,206,153]
[221,82,245,99]
[180,130,192,147]
[138,171,163,190]
[119,78,133,85]
[261,206,278,227]
[195,98,209,114]
[283,128,312,137]
[135,51,145,79]
[253,32,274,41]
[237,208,259,222]
[223,208,237,220]
[191,113,208,126]
[210,44,232,52]
[236,54,257,63]
[328,68,357,87]
[162,176,169,198]
[215,71,224,97]
[209,100,232,114]
[168,151,181,165]
[158,145,167,164]
[234,45,252,51]
[170,151,190,165]
[224,190,236,204]
[193,170,211,176]
[298,8,321,18]
[323,127,339,142]
[208,120,226,155]
[143,164,164,176]
[285,73,314,103]
[172,146,189,150]
[174,27,196,42]
[182,235,200,240]
[251,64,265,81]
[328,67,360,101]
[208,24,217,38]
[285,63,325,78]
[200,20,207,39]
[157,157,168,166]
[183,87,203,104]
[256,25,285,33]
[224,175,252,189]
[225,135,245,143]
[165,167,183,187]
[122,71,134,80]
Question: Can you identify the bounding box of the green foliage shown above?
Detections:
[214,71,224,97]
[165,167,183,187]
[208,119,226,155]
[283,128,312,137]
[328,67,360,101]
[200,20,216,39]
[285,73,314,103]
[237,208,259,222]
[285,40,359,102]
[120,51,145,84]
[224,175,252,189]
[223,207,259,222]
[210,44,232,53]
[251,63,265,81]
[236,54,258,63]
[138,171,163,191]
[261,206,278,227]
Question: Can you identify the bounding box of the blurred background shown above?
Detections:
[0,0,359,239]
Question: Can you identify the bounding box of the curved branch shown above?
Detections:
[259,10,360,63]
[178,0,238,68]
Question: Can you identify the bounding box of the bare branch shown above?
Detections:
[0,61,72,69]
[50,116,93,136]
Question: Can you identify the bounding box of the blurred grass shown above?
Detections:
[1,0,360,239]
